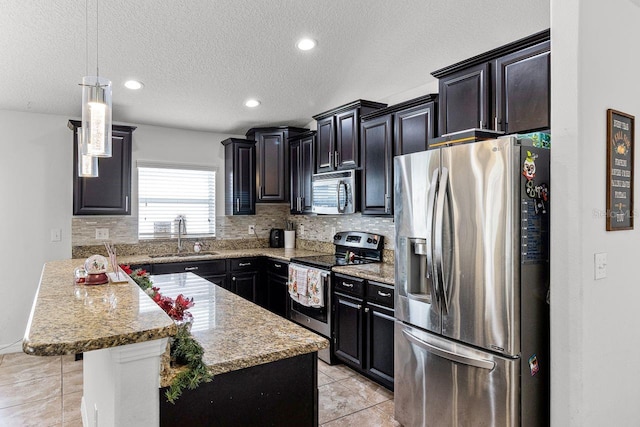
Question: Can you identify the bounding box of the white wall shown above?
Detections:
[0,110,237,351]
[551,0,640,425]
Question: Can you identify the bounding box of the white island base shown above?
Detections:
[81,338,169,427]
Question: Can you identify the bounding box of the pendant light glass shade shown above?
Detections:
[81,75,112,157]
[77,129,99,177]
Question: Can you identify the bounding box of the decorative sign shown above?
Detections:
[606,109,634,230]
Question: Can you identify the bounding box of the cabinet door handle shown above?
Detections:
[184,266,198,271]
[377,291,392,297]
[479,120,484,130]
[356,304,362,310]
[236,198,240,212]
[365,307,369,313]
[334,150,339,168]
[232,276,236,281]
[343,282,354,288]
[328,151,333,167]
[274,263,282,268]
[494,116,499,131]
[239,262,251,267]
[300,196,305,211]
[125,196,129,211]
[297,197,301,212]
[384,193,389,213]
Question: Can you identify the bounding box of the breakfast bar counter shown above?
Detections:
[23,259,328,426]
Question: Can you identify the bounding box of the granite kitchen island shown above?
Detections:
[23,260,328,426]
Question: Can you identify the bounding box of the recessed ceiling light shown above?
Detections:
[124,80,144,90]
[296,38,317,51]
[245,99,261,108]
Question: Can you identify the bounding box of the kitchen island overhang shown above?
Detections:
[23,260,328,427]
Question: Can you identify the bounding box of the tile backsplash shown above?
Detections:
[73,203,396,258]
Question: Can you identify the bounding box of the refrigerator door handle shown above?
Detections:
[425,169,439,281]
[401,329,495,370]
[434,167,450,314]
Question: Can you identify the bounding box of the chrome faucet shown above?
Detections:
[176,215,186,253]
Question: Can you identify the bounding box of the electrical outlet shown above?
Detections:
[299,225,304,236]
[95,228,109,240]
[594,252,607,280]
[50,228,61,242]
[248,225,255,234]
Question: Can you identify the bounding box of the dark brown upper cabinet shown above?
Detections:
[359,94,438,216]
[361,114,393,215]
[393,95,438,154]
[289,131,315,214]
[432,29,550,137]
[221,138,256,215]
[69,120,136,215]
[437,63,490,135]
[246,127,307,203]
[494,40,550,134]
[313,100,387,173]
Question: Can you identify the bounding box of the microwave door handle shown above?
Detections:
[337,180,346,213]
[434,166,450,314]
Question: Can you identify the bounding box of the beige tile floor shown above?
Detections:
[0,352,397,426]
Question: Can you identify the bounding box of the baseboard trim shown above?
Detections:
[0,341,23,355]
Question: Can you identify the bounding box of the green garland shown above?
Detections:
[165,323,213,404]
[120,265,213,404]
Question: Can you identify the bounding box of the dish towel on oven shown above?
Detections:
[288,265,308,305]
[307,269,324,308]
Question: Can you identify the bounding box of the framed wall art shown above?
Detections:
[606,108,634,231]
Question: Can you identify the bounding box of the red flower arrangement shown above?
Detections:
[120,264,194,323]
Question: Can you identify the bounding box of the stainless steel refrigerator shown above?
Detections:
[394,136,550,427]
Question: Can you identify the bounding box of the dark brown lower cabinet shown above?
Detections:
[365,303,394,389]
[334,292,364,370]
[333,275,394,390]
[266,272,288,317]
[160,352,318,426]
[231,272,257,301]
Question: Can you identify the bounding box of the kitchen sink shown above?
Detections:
[149,251,218,258]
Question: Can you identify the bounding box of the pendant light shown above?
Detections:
[78,138,99,177]
[80,0,112,160]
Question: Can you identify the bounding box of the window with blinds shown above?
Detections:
[138,163,216,239]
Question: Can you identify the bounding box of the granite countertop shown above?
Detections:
[23,259,177,356]
[119,247,395,285]
[332,262,395,285]
[118,247,328,265]
[153,272,328,384]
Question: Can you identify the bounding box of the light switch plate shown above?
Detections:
[50,228,61,242]
[594,252,607,280]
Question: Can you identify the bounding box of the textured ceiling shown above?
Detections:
[0,0,549,134]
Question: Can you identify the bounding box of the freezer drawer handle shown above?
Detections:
[377,291,391,297]
[401,329,495,370]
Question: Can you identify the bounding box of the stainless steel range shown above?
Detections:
[288,231,384,364]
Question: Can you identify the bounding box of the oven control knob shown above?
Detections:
[334,234,341,240]
[373,238,378,245]
[367,238,373,243]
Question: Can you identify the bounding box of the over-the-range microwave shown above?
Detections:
[311,170,359,215]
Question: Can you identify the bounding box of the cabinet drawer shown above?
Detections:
[266,259,289,276]
[334,274,365,298]
[229,257,260,272]
[153,259,226,275]
[366,281,394,308]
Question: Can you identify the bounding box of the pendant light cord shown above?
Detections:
[85,0,88,77]
[95,0,99,78]
[84,0,100,79]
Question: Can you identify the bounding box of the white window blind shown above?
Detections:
[138,164,215,239]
